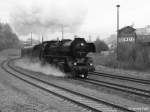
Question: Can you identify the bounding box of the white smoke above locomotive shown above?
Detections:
[10,0,87,39]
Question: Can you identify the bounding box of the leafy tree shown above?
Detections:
[94,37,109,53]
[0,22,20,50]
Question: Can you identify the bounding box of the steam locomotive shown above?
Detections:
[21,37,95,78]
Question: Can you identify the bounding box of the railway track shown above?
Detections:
[90,71,150,85]
[1,59,136,112]
[80,71,150,99]
[79,78,150,98]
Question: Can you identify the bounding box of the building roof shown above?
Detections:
[119,26,136,33]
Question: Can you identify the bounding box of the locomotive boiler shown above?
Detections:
[22,37,95,78]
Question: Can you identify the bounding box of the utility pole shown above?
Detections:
[88,35,91,42]
[57,37,59,41]
[31,32,32,46]
[61,25,64,40]
[116,4,120,60]
[41,34,44,43]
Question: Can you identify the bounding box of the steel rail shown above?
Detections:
[1,60,101,112]
[79,78,150,98]
[90,71,150,85]
[3,59,136,112]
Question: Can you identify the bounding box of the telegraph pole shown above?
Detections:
[42,34,44,43]
[116,4,120,60]
[31,32,32,46]
[88,35,91,42]
[61,25,64,40]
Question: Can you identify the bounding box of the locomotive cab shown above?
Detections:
[87,43,96,52]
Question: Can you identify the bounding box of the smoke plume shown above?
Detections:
[10,0,87,36]
[15,58,66,77]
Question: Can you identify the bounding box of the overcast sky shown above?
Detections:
[0,0,150,41]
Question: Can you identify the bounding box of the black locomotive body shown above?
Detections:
[21,38,95,78]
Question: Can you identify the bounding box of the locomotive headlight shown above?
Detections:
[81,74,84,78]
[81,43,84,46]
[73,62,77,66]
[90,63,93,66]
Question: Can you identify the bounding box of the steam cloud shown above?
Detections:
[15,58,66,77]
[10,0,87,36]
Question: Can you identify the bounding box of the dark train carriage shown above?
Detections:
[21,46,34,58]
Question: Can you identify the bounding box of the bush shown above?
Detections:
[117,43,136,62]
[94,38,109,53]
[89,42,150,71]
[111,43,149,70]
